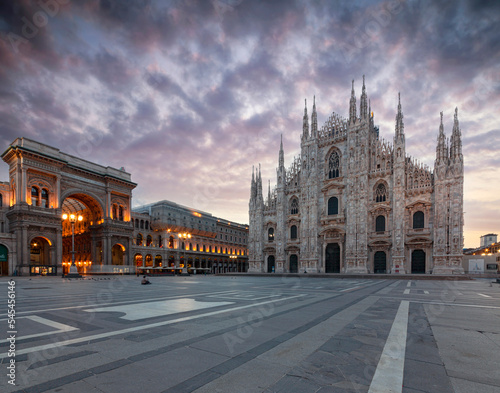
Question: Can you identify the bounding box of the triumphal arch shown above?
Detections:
[1,138,136,276]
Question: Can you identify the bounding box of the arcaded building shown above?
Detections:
[131,201,248,274]
[249,78,464,275]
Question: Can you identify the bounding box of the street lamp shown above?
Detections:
[179,232,191,275]
[62,213,83,278]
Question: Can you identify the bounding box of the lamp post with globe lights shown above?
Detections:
[179,232,191,275]
[62,213,83,278]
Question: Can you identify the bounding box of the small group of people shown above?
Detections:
[141,275,151,285]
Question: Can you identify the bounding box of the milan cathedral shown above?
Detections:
[248,77,464,274]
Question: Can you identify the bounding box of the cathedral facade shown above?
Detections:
[248,77,464,275]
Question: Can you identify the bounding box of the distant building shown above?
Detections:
[480,234,498,247]
[249,77,464,275]
[131,200,248,274]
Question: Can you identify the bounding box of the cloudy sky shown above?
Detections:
[0,0,499,247]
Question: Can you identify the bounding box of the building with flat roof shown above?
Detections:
[130,200,248,274]
[480,233,498,248]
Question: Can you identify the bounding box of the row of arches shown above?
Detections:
[134,219,150,230]
[134,253,247,273]
[265,248,427,274]
[136,233,246,255]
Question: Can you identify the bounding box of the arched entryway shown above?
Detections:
[374,251,387,274]
[112,244,125,265]
[30,237,56,276]
[134,254,143,268]
[61,192,104,272]
[325,243,340,273]
[0,244,9,276]
[411,249,426,273]
[267,255,275,273]
[289,254,298,273]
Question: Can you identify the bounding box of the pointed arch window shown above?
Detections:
[375,215,386,232]
[119,206,124,221]
[375,183,387,203]
[290,225,298,239]
[413,211,424,229]
[328,151,340,179]
[290,198,299,215]
[328,197,338,215]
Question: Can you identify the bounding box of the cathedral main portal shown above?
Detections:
[325,243,340,273]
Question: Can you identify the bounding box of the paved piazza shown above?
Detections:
[1,276,500,393]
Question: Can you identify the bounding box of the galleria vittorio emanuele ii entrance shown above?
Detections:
[1,138,136,276]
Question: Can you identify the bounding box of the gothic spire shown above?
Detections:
[360,75,368,120]
[251,165,256,199]
[302,99,309,139]
[349,79,357,124]
[279,135,284,168]
[369,99,373,127]
[267,179,271,202]
[257,163,263,200]
[311,95,318,137]
[450,107,462,162]
[435,111,448,166]
[395,92,404,143]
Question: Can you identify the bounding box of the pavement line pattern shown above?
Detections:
[0,316,79,344]
[424,290,430,294]
[339,286,362,292]
[192,295,381,393]
[0,294,306,359]
[368,300,409,393]
[404,289,410,295]
[477,293,491,298]
[0,289,239,317]
[407,281,411,287]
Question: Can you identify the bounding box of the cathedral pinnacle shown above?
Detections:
[436,111,448,167]
[279,134,284,168]
[395,92,404,143]
[349,79,357,124]
[450,107,462,161]
[303,99,309,138]
[251,165,256,199]
[311,95,318,137]
[360,75,368,120]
